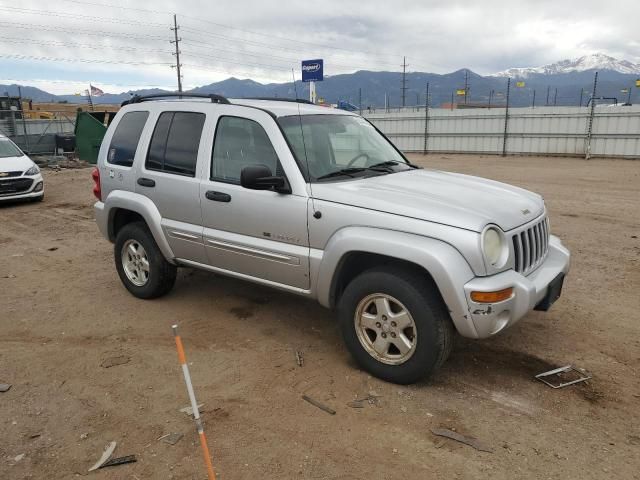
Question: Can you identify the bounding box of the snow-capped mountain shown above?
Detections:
[494,53,640,78]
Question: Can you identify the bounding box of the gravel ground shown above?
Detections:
[1,154,639,479]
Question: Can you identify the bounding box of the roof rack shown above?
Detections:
[243,97,315,105]
[121,93,230,107]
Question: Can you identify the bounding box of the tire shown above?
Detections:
[338,266,454,384]
[114,221,177,299]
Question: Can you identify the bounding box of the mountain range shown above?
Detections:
[2,53,638,108]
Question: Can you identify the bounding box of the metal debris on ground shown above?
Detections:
[348,392,382,408]
[302,395,336,415]
[0,383,12,392]
[100,355,130,368]
[88,441,117,472]
[158,432,184,445]
[535,365,591,389]
[295,350,304,367]
[179,403,204,416]
[430,428,494,453]
[99,455,137,468]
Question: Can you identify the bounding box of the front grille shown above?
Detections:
[0,178,33,195]
[512,217,550,275]
[0,171,24,178]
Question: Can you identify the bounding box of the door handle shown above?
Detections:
[137,178,155,188]
[205,190,231,202]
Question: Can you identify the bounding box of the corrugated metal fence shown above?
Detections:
[363,105,640,158]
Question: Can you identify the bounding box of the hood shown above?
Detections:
[0,155,34,174]
[311,169,544,232]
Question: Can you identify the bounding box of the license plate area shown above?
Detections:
[534,273,565,311]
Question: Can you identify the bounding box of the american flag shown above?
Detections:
[90,84,104,96]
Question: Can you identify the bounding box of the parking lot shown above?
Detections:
[1,153,639,479]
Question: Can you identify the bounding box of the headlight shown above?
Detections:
[482,226,507,267]
[25,165,40,176]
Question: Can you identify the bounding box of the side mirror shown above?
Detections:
[240,165,290,193]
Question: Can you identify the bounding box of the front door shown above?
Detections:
[199,110,310,290]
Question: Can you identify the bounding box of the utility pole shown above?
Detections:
[358,88,362,115]
[423,82,430,155]
[401,56,408,107]
[463,69,469,104]
[450,90,454,110]
[553,88,558,106]
[170,14,183,93]
[626,85,632,105]
[502,77,511,157]
[579,88,584,107]
[488,89,494,109]
[585,71,598,160]
[532,89,536,108]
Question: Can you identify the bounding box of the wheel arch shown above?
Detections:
[316,227,479,338]
[103,191,175,263]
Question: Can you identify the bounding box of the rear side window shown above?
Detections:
[211,116,281,184]
[146,112,205,177]
[107,111,149,167]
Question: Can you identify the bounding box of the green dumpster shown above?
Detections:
[74,111,111,164]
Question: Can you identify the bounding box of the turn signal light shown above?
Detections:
[471,288,513,303]
[91,167,101,201]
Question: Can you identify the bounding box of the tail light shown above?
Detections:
[91,167,101,201]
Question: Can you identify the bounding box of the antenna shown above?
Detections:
[291,68,317,215]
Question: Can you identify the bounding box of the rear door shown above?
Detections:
[135,106,211,264]
[199,107,311,290]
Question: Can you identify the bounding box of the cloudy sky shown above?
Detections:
[0,0,638,94]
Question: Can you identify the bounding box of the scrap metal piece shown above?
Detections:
[158,432,184,445]
[88,441,117,471]
[535,365,591,389]
[431,428,493,453]
[302,395,336,415]
[99,455,137,468]
[295,350,304,367]
[0,383,12,392]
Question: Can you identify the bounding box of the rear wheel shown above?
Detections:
[114,222,176,299]
[338,266,453,384]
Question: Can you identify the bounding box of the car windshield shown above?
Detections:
[278,114,410,182]
[0,139,24,158]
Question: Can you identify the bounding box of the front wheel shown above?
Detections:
[114,222,177,299]
[338,266,453,384]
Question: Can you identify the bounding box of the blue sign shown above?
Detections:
[302,59,323,82]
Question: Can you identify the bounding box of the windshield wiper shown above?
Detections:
[316,167,366,180]
[369,160,420,170]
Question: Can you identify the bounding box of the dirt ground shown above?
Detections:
[1,154,639,480]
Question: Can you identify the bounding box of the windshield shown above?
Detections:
[0,139,24,158]
[278,114,408,181]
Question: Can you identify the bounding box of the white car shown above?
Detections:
[0,134,44,202]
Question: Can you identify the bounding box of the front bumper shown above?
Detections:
[0,175,44,201]
[462,235,570,338]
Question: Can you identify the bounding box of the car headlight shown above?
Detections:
[482,226,507,267]
[25,165,40,176]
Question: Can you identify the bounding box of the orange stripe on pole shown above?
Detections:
[174,335,187,365]
[199,431,217,480]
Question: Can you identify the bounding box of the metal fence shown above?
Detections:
[0,110,76,155]
[363,105,640,159]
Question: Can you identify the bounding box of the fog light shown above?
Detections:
[471,287,513,303]
[34,182,43,192]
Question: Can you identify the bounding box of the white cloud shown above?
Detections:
[0,0,638,93]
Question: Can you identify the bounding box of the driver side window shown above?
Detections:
[211,116,281,184]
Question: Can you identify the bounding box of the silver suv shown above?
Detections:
[94,93,570,384]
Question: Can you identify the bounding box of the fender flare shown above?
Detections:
[103,191,176,263]
[315,226,479,338]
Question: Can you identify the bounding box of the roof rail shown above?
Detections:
[243,97,315,105]
[121,93,230,107]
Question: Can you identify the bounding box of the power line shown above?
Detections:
[0,54,172,66]
[0,36,171,55]
[0,21,167,40]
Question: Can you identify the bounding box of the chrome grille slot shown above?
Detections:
[512,216,549,275]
